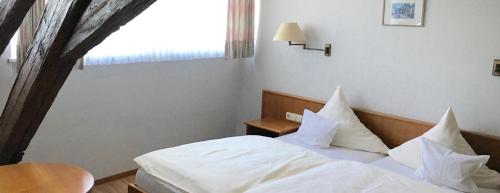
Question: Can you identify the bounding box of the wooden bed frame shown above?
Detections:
[260,89,500,171]
[128,183,147,193]
[128,89,500,193]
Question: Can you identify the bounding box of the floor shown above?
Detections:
[90,175,135,193]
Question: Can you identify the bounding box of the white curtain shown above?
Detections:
[84,0,227,65]
[225,0,255,59]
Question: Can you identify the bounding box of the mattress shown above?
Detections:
[370,157,500,193]
[276,133,385,163]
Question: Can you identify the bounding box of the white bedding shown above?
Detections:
[370,157,500,193]
[244,161,457,193]
[277,133,385,163]
[135,136,331,193]
[370,157,421,180]
[136,157,500,193]
[135,169,185,193]
[134,134,498,193]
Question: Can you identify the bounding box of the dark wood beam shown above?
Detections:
[0,0,36,54]
[0,0,156,164]
[0,0,91,164]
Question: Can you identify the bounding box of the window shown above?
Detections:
[84,0,228,65]
[9,32,18,60]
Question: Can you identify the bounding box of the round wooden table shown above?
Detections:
[0,163,94,193]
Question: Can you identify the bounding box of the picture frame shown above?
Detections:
[383,0,426,27]
[493,59,500,76]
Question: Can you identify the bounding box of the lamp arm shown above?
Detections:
[288,41,306,49]
[304,47,325,51]
[287,41,332,56]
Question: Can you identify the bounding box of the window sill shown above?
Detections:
[84,56,225,66]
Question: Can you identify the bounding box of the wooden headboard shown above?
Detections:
[262,89,500,172]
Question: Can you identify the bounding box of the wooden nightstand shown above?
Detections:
[245,118,300,138]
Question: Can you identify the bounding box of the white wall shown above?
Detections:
[235,0,500,137]
[0,58,241,179]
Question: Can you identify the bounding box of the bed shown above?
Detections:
[132,135,499,193]
[129,90,500,193]
[132,133,385,193]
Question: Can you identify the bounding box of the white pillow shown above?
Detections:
[317,85,389,154]
[388,107,500,188]
[415,138,489,193]
[295,109,339,148]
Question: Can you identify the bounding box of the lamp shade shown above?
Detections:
[273,22,306,43]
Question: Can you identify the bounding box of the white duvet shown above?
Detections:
[245,161,457,193]
[135,136,331,193]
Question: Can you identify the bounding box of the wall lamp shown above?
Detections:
[273,22,332,57]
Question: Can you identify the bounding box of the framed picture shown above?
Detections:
[493,59,500,76]
[383,0,426,27]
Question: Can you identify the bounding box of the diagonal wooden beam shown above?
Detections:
[0,0,156,164]
[0,0,36,54]
[16,0,156,162]
[0,0,91,164]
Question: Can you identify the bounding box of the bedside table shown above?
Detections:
[0,163,94,193]
[245,118,300,138]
